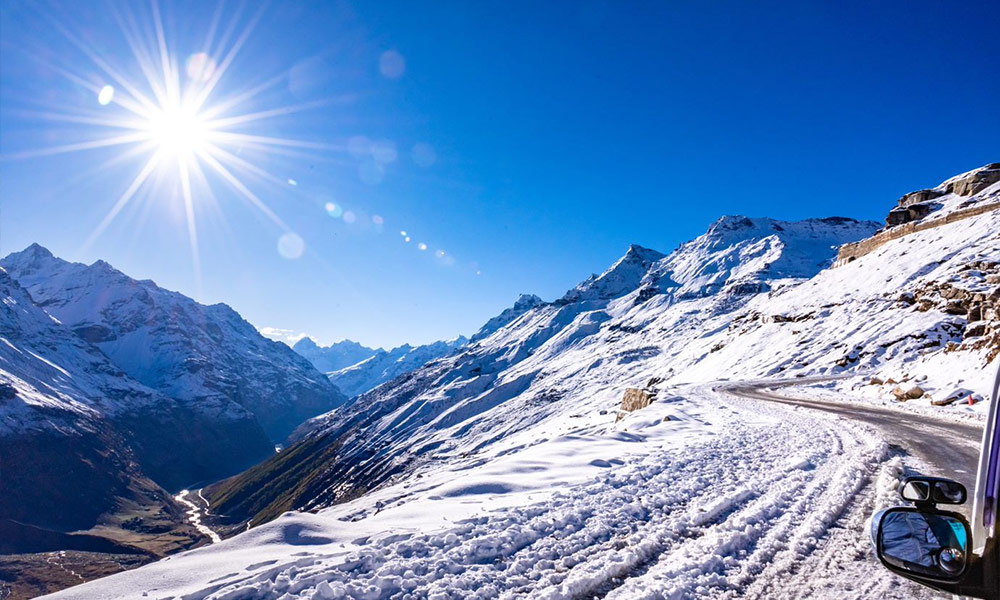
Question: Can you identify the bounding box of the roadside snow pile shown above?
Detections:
[46,385,932,600]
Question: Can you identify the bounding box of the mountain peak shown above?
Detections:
[514,293,544,309]
[2,243,59,272]
[623,243,666,263]
[557,243,666,304]
[707,215,755,233]
[292,337,320,351]
[23,242,54,258]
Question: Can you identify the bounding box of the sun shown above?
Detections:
[143,101,214,160]
[1,2,345,288]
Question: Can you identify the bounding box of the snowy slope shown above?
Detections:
[2,245,346,447]
[200,214,881,524]
[47,165,999,599]
[470,293,544,342]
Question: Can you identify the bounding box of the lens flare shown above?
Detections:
[98,85,115,106]
[277,232,305,259]
[378,50,405,79]
[325,202,343,218]
[143,102,212,158]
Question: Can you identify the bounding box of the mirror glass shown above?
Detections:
[932,481,966,504]
[879,510,968,578]
[899,477,967,505]
[900,480,931,502]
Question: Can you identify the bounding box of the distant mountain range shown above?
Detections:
[290,292,546,398]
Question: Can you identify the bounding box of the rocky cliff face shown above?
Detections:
[886,163,1000,226]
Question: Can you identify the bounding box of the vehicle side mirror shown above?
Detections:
[899,477,967,505]
[876,507,970,581]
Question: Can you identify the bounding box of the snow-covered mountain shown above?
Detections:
[201,212,882,523]
[293,336,470,399]
[292,338,376,374]
[0,245,349,553]
[470,293,544,341]
[323,336,469,398]
[43,163,1000,600]
[2,245,347,458]
[0,268,192,539]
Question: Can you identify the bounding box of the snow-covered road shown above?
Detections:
[45,382,955,599]
[726,380,983,482]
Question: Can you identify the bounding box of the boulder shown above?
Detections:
[906,386,925,399]
[932,388,973,406]
[621,388,656,413]
[898,189,944,207]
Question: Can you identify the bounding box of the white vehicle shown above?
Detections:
[872,364,1000,598]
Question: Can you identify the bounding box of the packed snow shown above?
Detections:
[45,385,936,599]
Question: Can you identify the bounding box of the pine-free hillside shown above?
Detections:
[292,295,551,400]
[203,209,888,526]
[322,337,469,398]
[292,338,377,374]
[42,163,1000,600]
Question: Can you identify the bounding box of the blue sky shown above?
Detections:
[1,1,997,348]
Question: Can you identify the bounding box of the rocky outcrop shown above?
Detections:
[620,387,656,413]
[902,261,1000,362]
[949,163,1000,196]
[886,201,938,226]
[835,200,1000,266]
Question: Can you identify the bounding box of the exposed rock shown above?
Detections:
[905,386,925,399]
[966,321,989,338]
[870,377,884,386]
[949,164,1000,196]
[932,388,973,406]
[902,189,945,206]
[892,386,908,401]
[886,202,938,226]
[620,387,656,413]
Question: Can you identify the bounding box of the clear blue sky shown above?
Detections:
[1,1,997,348]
